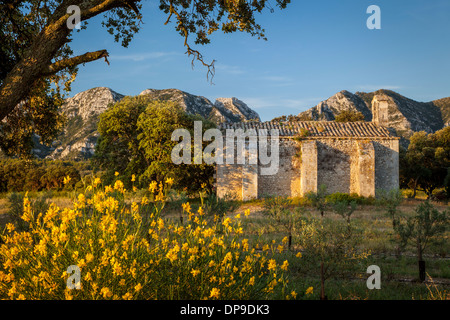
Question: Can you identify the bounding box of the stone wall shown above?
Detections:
[373,139,399,196]
[258,138,301,198]
[216,136,399,200]
[316,139,353,194]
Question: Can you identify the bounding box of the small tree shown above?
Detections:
[376,188,403,227]
[295,217,369,300]
[262,195,302,250]
[329,200,358,231]
[200,191,238,224]
[334,110,365,122]
[306,184,328,217]
[393,201,449,282]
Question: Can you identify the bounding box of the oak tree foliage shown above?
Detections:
[93,96,216,193]
[0,0,290,157]
[400,126,450,199]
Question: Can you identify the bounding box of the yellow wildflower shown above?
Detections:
[141,196,149,206]
[149,181,158,193]
[101,287,112,299]
[93,177,101,187]
[84,272,93,282]
[5,223,15,233]
[209,288,220,299]
[277,245,284,253]
[63,175,71,185]
[190,269,200,277]
[123,292,133,300]
[281,260,289,271]
[305,287,314,295]
[114,180,125,193]
[267,259,276,271]
[114,171,119,176]
[182,202,192,213]
[131,202,139,213]
[157,218,164,230]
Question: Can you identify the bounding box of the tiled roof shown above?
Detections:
[219,121,397,138]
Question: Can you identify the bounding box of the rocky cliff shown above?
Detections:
[38,87,260,160]
[298,89,449,140]
[137,88,260,123]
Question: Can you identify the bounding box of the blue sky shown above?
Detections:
[69,0,450,121]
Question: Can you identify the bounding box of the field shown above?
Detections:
[237,200,449,300]
[0,188,448,300]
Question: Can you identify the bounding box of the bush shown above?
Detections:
[334,110,365,122]
[0,178,295,300]
[7,192,51,232]
[325,192,373,205]
[0,159,82,193]
[261,195,303,249]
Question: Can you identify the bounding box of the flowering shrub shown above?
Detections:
[0,177,294,300]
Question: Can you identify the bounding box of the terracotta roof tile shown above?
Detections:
[219,121,396,138]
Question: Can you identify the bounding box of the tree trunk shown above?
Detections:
[418,243,426,282]
[288,233,292,250]
[412,178,419,198]
[0,22,71,121]
[419,260,426,282]
[0,0,121,121]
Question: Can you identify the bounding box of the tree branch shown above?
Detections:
[42,50,110,76]
[166,0,215,83]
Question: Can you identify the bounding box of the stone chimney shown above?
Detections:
[371,96,390,126]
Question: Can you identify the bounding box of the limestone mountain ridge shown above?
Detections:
[37,87,260,160]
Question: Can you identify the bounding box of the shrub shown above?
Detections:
[393,201,449,282]
[295,217,370,300]
[199,190,238,223]
[329,200,357,230]
[334,110,365,122]
[325,192,371,205]
[305,184,328,217]
[7,192,51,232]
[262,196,303,249]
[376,189,402,227]
[298,128,311,138]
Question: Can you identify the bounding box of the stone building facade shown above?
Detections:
[216,120,399,201]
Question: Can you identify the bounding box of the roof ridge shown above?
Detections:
[218,121,397,138]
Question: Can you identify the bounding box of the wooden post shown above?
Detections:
[419,260,426,282]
